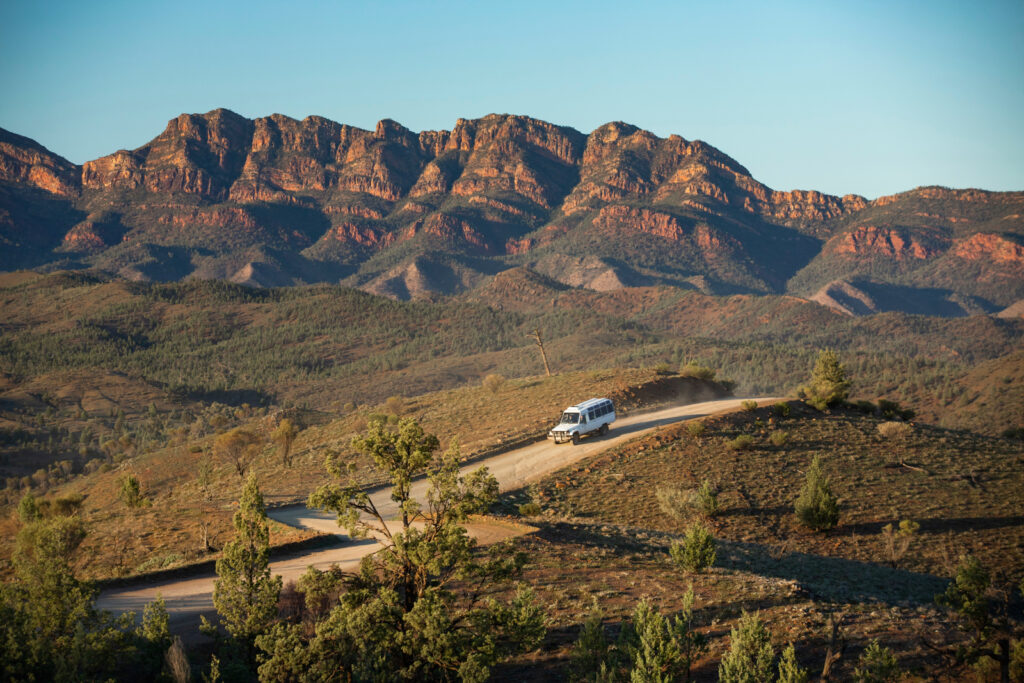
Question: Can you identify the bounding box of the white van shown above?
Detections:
[548,397,615,445]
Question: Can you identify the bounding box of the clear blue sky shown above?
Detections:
[1,0,1021,198]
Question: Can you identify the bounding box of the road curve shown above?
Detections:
[97,396,775,638]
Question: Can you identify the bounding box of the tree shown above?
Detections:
[271,418,300,467]
[794,455,839,531]
[670,521,716,573]
[212,473,282,660]
[777,643,808,683]
[933,555,1020,683]
[272,417,546,681]
[17,491,41,523]
[803,349,851,410]
[718,611,776,683]
[626,593,706,682]
[119,472,148,508]
[527,328,552,376]
[214,428,262,477]
[852,640,900,682]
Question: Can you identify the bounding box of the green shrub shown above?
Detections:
[730,434,755,451]
[686,421,707,438]
[769,430,789,446]
[794,456,839,531]
[772,402,791,418]
[670,521,716,573]
[802,349,851,410]
[384,395,405,415]
[777,642,809,683]
[694,479,719,517]
[680,362,716,381]
[741,400,758,412]
[652,362,674,375]
[854,400,876,414]
[517,502,542,517]
[853,640,900,682]
[656,486,689,522]
[118,474,148,509]
[17,492,41,523]
[718,611,776,682]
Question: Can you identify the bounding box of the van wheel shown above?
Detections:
[599,423,608,436]
[572,433,580,445]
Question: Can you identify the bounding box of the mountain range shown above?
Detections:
[1,110,1022,316]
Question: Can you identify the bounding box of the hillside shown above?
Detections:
[1,112,1022,313]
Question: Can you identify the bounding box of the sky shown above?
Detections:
[1,0,1021,199]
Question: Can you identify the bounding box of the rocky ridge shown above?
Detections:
[1,110,1022,313]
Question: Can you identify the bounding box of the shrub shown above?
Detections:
[625,594,706,682]
[680,362,716,381]
[18,492,41,523]
[741,400,758,412]
[877,398,915,421]
[794,456,839,531]
[853,640,900,682]
[482,373,506,393]
[777,642,809,683]
[694,479,719,517]
[772,402,791,418]
[119,474,148,509]
[686,421,707,438]
[656,486,689,522]
[854,400,877,414]
[881,519,919,568]
[670,521,716,573]
[730,434,755,451]
[652,362,674,375]
[769,430,790,446]
[877,421,913,441]
[384,395,405,415]
[718,611,776,682]
[803,349,851,410]
[517,502,542,517]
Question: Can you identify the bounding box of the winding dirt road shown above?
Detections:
[97,396,773,638]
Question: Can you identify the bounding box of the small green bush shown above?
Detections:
[517,502,542,517]
[853,640,900,682]
[772,402,791,418]
[741,400,758,412]
[686,421,707,438]
[670,521,716,573]
[877,421,912,441]
[718,611,776,682]
[652,362,674,375]
[769,430,790,446]
[730,434,755,451]
[694,479,719,517]
[482,373,506,393]
[680,362,716,381]
[794,456,839,531]
[656,486,689,522]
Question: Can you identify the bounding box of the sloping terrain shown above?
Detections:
[1,112,1022,313]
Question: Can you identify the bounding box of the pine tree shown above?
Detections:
[794,455,840,531]
[804,349,851,410]
[212,473,281,654]
[718,611,776,683]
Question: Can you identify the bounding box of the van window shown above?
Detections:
[559,412,579,424]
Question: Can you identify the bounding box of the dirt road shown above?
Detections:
[97,396,773,638]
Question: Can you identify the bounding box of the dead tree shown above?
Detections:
[527,328,552,377]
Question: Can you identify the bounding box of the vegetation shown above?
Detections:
[267,418,547,680]
[852,639,900,682]
[271,418,300,467]
[718,611,776,682]
[794,455,839,531]
[670,521,717,573]
[802,349,851,410]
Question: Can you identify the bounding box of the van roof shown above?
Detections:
[571,397,613,411]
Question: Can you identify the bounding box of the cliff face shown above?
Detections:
[1,112,1021,311]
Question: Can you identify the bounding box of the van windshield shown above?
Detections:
[559,412,580,424]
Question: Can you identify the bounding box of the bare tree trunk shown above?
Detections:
[528,328,552,377]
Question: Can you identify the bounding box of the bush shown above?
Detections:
[718,611,776,682]
[652,362,674,375]
[769,430,789,446]
[795,456,839,531]
[877,421,912,441]
[854,400,877,414]
[482,373,506,393]
[656,486,689,522]
[777,642,809,683]
[670,521,716,573]
[877,398,914,420]
[741,400,758,412]
[772,402,791,418]
[853,640,900,682]
[517,502,542,517]
[119,474,148,509]
[694,479,719,517]
[881,519,919,568]
[686,421,707,438]
[730,434,755,451]
[384,395,405,415]
[680,362,716,381]
[803,349,851,410]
